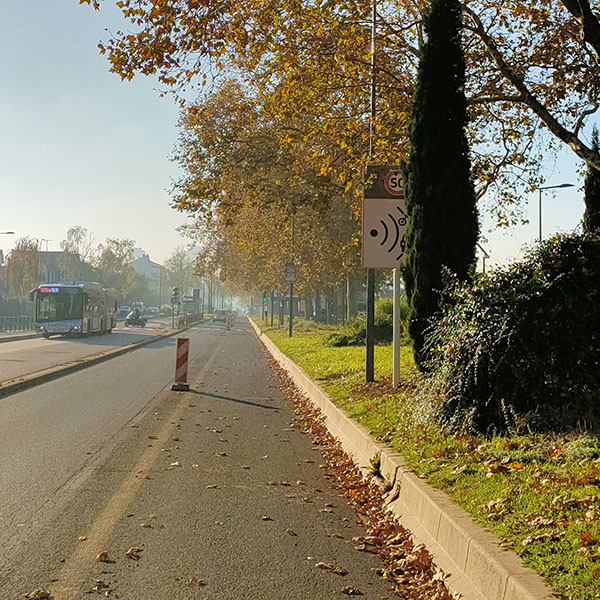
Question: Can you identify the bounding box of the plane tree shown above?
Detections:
[171,80,361,298]
[82,0,600,226]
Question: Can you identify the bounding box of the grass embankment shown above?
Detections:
[255,317,600,600]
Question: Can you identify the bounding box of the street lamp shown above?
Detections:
[537,183,575,242]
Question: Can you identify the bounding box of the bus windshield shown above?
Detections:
[36,289,84,322]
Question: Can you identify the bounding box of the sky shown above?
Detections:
[0,1,589,271]
[0,1,187,265]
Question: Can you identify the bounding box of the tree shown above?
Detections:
[82,0,600,227]
[171,80,361,298]
[164,247,195,296]
[93,238,135,291]
[4,237,41,298]
[404,0,479,368]
[60,225,94,261]
[583,127,600,234]
[122,270,152,305]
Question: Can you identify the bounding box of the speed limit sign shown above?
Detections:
[383,171,404,197]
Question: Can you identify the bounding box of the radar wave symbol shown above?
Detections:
[369,206,407,261]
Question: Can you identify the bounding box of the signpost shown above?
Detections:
[363,165,407,386]
[285,261,297,338]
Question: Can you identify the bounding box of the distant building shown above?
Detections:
[129,252,164,305]
[39,251,67,283]
[132,247,146,261]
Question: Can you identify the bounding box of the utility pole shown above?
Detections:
[365,0,377,383]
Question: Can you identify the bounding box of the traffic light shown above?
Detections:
[263,292,268,303]
[171,287,180,305]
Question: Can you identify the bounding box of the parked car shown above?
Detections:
[212,309,227,322]
[118,305,131,317]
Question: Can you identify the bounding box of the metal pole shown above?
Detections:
[392,268,401,387]
[270,292,274,327]
[365,0,377,383]
[289,210,295,338]
[538,188,542,242]
[288,282,294,337]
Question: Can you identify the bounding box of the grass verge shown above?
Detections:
[254,317,600,600]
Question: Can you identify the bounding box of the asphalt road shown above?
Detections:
[0,318,398,599]
[0,318,172,384]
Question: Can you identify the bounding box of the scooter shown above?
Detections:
[124,312,147,327]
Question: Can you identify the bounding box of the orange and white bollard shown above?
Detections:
[171,337,190,391]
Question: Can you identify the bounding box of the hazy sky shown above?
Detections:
[0,1,588,271]
[1,1,186,264]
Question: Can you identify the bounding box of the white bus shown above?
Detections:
[30,282,117,337]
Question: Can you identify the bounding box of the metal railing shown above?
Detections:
[0,315,35,333]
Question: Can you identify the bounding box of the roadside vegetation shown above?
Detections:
[253,238,600,600]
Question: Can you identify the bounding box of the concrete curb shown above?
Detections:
[0,327,189,400]
[0,332,43,344]
[250,320,560,600]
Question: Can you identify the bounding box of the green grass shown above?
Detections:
[255,317,600,600]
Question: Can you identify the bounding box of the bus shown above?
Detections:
[30,282,117,337]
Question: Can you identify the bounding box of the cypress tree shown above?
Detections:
[583,127,600,234]
[403,0,479,368]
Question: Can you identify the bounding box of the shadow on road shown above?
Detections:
[189,390,280,411]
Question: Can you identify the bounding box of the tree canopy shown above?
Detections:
[83,0,600,225]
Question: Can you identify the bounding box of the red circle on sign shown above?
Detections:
[384,171,404,196]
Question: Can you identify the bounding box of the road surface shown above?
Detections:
[0,318,172,384]
[0,318,398,599]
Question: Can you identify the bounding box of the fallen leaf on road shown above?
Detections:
[140,522,152,528]
[77,536,87,542]
[286,529,298,536]
[206,484,218,489]
[216,452,228,457]
[90,580,109,593]
[320,509,334,513]
[331,533,344,539]
[172,436,180,441]
[184,577,206,587]
[126,546,143,560]
[169,461,182,468]
[341,585,363,595]
[23,590,53,600]
[148,435,158,440]
[95,551,109,562]
[241,465,251,469]
[315,562,348,576]
[261,515,273,521]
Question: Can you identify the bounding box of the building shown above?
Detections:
[129,252,164,306]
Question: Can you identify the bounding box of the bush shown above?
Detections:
[427,233,600,434]
[324,315,366,346]
[324,297,410,347]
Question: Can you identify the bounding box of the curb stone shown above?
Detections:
[0,326,190,400]
[250,319,560,600]
[0,332,43,344]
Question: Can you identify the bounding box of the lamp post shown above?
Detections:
[537,183,575,242]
